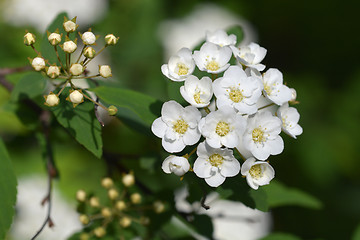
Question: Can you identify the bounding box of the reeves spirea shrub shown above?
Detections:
[152,29,303,190]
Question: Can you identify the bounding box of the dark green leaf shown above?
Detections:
[0,138,17,239]
[227,25,244,45]
[52,89,102,158]
[10,72,46,102]
[352,223,360,240]
[263,180,322,209]
[260,232,302,240]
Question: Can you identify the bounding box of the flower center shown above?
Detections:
[252,128,265,143]
[249,164,263,179]
[264,84,272,95]
[216,121,230,137]
[206,60,220,71]
[193,92,202,104]
[229,88,244,103]
[173,119,189,134]
[177,63,189,76]
[209,154,224,167]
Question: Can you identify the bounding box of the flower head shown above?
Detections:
[99,65,112,78]
[161,48,195,82]
[206,29,236,47]
[105,34,119,45]
[81,31,96,45]
[44,92,59,107]
[31,57,45,71]
[24,32,36,46]
[277,103,303,139]
[46,65,60,79]
[180,75,213,108]
[63,17,78,33]
[262,68,292,105]
[62,39,77,53]
[48,32,61,46]
[162,155,190,176]
[70,63,84,76]
[231,42,267,71]
[241,157,275,190]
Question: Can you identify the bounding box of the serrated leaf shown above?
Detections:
[10,72,46,102]
[91,86,162,130]
[0,138,17,239]
[263,180,322,209]
[52,89,102,158]
[260,232,302,240]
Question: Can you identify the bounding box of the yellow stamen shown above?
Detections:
[208,154,224,167]
[249,164,263,179]
[173,119,188,134]
[229,88,244,103]
[252,128,265,143]
[177,63,189,76]
[216,121,230,137]
[206,60,220,71]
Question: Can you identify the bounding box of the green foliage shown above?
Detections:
[260,232,302,240]
[10,72,46,102]
[352,223,360,240]
[52,89,103,158]
[0,138,17,239]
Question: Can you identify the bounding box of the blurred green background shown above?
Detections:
[1,0,360,239]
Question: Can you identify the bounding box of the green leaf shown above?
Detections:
[10,72,46,102]
[260,232,302,240]
[52,89,102,158]
[227,25,244,45]
[0,138,17,239]
[263,180,322,209]
[91,86,162,131]
[352,223,360,240]
[41,12,68,65]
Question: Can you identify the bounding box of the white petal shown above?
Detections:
[246,175,259,190]
[182,127,201,145]
[267,136,284,155]
[151,117,167,138]
[161,156,173,174]
[220,159,240,177]
[205,170,226,187]
[162,138,185,153]
[193,158,212,178]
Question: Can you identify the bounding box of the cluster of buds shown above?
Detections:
[153,29,303,189]
[75,173,165,238]
[24,16,119,116]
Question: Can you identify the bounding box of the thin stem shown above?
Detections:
[258,103,275,110]
[82,93,108,111]
[204,107,211,114]
[54,46,66,71]
[71,74,100,79]
[234,147,246,161]
[84,45,107,67]
[75,45,85,64]
[31,45,40,55]
[186,146,197,159]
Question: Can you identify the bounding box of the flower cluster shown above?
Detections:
[152,29,303,189]
[24,16,118,115]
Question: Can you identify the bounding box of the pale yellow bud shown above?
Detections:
[69,63,84,76]
[31,57,45,71]
[108,189,119,200]
[89,196,100,208]
[83,46,96,59]
[105,34,119,45]
[47,65,60,79]
[101,177,113,189]
[130,193,141,204]
[76,189,87,202]
[115,201,126,211]
[81,31,96,45]
[119,217,131,228]
[63,20,77,33]
[101,207,112,218]
[107,105,118,116]
[63,40,77,53]
[79,233,90,240]
[93,227,106,238]
[48,33,61,46]
[99,65,112,78]
[44,93,60,107]
[79,214,89,225]
[69,90,84,104]
[153,201,165,214]
[122,173,135,187]
[24,32,36,46]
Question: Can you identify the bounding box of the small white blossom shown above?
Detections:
[161,48,195,82]
[231,42,267,71]
[193,42,232,74]
[48,32,61,46]
[193,141,240,187]
[99,65,112,78]
[243,111,283,160]
[162,155,190,176]
[69,63,84,76]
[262,68,292,105]
[151,101,202,153]
[31,57,45,71]
[199,106,246,148]
[206,29,236,47]
[180,75,213,108]
[69,90,84,104]
[241,157,275,190]
[277,103,303,139]
[213,65,262,114]
[81,31,96,45]
[63,40,77,53]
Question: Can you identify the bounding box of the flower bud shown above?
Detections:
[79,214,89,225]
[105,34,119,45]
[122,173,134,187]
[93,227,106,238]
[24,32,36,46]
[153,201,165,214]
[99,65,112,78]
[31,57,45,71]
[69,63,84,76]
[107,105,118,116]
[83,46,96,59]
[115,201,126,211]
[76,189,87,202]
[108,189,119,200]
[44,93,60,107]
[119,217,131,228]
[81,31,96,45]
[63,17,78,33]
[130,193,141,204]
[69,90,84,104]
[101,207,112,218]
[140,216,150,225]
[47,65,60,79]
[101,177,113,189]
[79,233,90,240]
[89,196,100,208]
[48,33,61,46]
[290,88,297,103]
[63,40,77,53]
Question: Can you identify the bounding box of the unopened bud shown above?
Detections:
[24,32,36,46]
[79,214,89,225]
[63,17,78,33]
[76,189,87,202]
[81,31,96,45]
[69,63,84,76]
[290,88,297,102]
[105,34,119,45]
[48,33,61,46]
[93,227,106,238]
[101,177,113,188]
[107,105,118,116]
[79,233,90,240]
[89,196,100,208]
[153,201,165,214]
[119,217,131,228]
[83,46,96,59]
[115,201,126,211]
[130,193,141,204]
[99,65,112,78]
[140,216,150,225]
[63,40,77,53]
[101,207,112,218]
[44,93,60,107]
[47,65,60,79]
[31,57,45,71]
[122,173,134,187]
[108,189,119,200]
[69,90,84,105]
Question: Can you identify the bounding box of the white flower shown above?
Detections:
[31,57,45,71]
[180,75,213,108]
[48,32,61,46]
[193,42,232,74]
[69,63,84,76]
[69,90,84,104]
[277,103,303,139]
[213,66,262,114]
[193,141,240,187]
[161,48,195,82]
[151,101,202,153]
[262,68,292,105]
[206,29,236,47]
[63,40,77,53]
[243,111,283,160]
[99,65,112,78]
[199,106,246,148]
[241,157,275,190]
[231,42,267,71]
[81,31,96,45]
[162,155,190,176]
